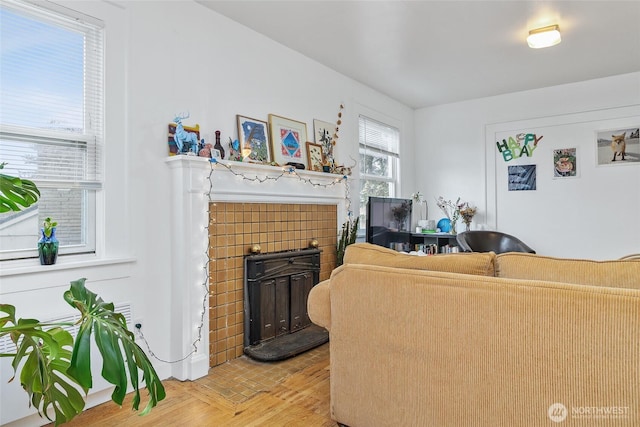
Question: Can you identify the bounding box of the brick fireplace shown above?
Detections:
[166,156,348,380]
[208,202,336,367]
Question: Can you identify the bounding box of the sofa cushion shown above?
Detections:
[496,252,640,289]
[343,242,496,276]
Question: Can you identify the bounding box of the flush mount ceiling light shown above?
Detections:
[527,24,561,48]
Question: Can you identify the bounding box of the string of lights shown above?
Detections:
[136,159,352,364]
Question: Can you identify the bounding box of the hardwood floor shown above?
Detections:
[57,345,335,426]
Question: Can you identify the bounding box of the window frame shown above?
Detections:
[358,113,401,236]
[0,0,104,262]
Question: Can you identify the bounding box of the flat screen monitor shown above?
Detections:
[366,196,412,247]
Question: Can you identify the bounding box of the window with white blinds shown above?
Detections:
[0,0,104,260]
[359,115,400,230]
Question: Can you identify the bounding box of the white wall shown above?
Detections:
[0,1,413,425]
[415,72,640,259]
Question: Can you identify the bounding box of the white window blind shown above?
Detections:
[359,115,400,231]
[0,0,104,260]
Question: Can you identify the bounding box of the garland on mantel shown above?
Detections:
[208,158,353,218]
[136,158,353,365]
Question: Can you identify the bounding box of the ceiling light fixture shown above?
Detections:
[527,24,561,49]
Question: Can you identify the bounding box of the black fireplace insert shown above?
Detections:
[243,247,329,361]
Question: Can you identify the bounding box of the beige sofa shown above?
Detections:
[308,243,640,427]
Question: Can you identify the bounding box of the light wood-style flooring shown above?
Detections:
[55,344,335,426]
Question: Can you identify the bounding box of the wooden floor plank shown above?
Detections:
[53,348,336,426]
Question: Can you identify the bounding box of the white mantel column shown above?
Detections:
[166,156,211,380]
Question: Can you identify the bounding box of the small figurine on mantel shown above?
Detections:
[227,137,242,161]
[171,113,201,155]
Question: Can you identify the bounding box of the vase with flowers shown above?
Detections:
[412,191,428,228]
[436,196,465,234]
[391,200,412,231]
[459,203,477,232]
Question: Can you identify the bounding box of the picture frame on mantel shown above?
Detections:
[236,115,272,163]
[268,114,308,167]
[306,142,324,172]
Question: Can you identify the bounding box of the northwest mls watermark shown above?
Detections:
[548,402,631,423]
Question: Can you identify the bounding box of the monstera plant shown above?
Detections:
[0,165,165,424]
[0,279,166,425]
[0,162,40,212]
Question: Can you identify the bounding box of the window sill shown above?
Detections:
[0,255,136,294]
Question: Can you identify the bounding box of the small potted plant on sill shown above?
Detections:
[38,216,59,265]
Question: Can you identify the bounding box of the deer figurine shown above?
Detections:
[173,113,200,154]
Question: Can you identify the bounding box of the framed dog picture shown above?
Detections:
[596,127,639,166]
[268,114,308,167]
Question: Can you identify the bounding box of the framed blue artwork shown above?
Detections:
[268,114,308,167]
[236,115,272,163]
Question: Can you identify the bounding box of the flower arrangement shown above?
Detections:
[412,191,426,220]
[436,197,478,233]
[436,196,464,225]
[459,203,477,231]
[321,103,344,171]
[391,200,411,230]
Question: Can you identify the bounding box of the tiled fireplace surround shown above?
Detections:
[167,156,348,380]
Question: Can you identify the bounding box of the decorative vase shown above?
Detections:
[450,220,457,235]
[437,218,451,233]
[38,227,59,265]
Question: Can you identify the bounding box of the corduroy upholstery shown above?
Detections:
[309,243,497,331]
[344,242,496,276]
[496,252,640,289]
[308,245,640,426]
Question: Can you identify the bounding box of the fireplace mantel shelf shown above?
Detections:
[166,155,353,185]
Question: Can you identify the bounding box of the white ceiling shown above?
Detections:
[197,0,640,109]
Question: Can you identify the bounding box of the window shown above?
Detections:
[358,114,400,232]
[0,0,104,261]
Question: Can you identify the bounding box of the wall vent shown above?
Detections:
[0,303,133,354]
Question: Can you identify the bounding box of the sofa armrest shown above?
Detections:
[308,279,331,331]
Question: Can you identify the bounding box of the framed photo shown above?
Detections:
[553,148,578,178]
[236,115,271,163]
[596,127,639,166]
[306,142,324,172]
[268,114,308,167]
[313,119,335,159]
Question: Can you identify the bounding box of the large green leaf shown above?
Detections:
[0,171,40,213]
[0,305,86,426]
[1,279,166,425]
[64,278,166,414]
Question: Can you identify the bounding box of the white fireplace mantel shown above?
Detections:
[165,155,350,380]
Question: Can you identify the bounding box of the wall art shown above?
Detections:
[236,115,271,163]
[313,119,336,163]
[306,142,324,172]
[269,114,308,167]
[553,148,578,178]
[508,164,536,191]
[596,127,639,166]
